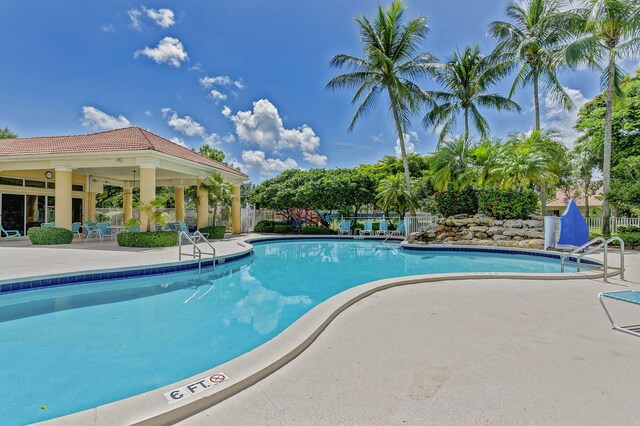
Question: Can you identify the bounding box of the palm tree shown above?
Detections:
[327,0,437,214]
[127,196,170,232]
[424,44,521,144]
[430,136,475,191]
[469,138,503,188]
[571,148,600,218]
[199,173,234,226]
[492,130,566,211]
[376,174,416,218]
[489,0,577,131]
[565,0,640,234]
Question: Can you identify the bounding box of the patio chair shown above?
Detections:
[71,222,82,238]
[375,219,389,236]
[41,222,55,228]
[338,220,351,235]
[390,220,405,237]
[96,223,113,239]
[165,221,179,231]
[359,220,374,236]
[0,224,22,241]
[84,221,102,241]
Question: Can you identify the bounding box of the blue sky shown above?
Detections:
[0,1,611,182]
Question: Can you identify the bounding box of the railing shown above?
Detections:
[178,231,216,274]
[586,217,640,233]
[560,236,625,282]
[405,213,435,236]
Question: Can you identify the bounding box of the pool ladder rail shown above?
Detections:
[178,231,216,274]
[560,236,625,282]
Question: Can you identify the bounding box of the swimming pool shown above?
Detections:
[0,239,583,424]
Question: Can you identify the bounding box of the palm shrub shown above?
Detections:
[327,0,437,214]
[199,173,234,226]
[376,174,417,219]
[430,136,475,191]
[126,196,170,232]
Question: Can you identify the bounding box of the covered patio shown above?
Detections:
[0,127,247,235]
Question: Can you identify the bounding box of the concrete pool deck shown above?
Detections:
[2,237,638,424]
[180,249,640,425]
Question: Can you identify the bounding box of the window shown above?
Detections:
[0,177,24,187]
[47,182,55,189]
[72,184,84,192]
[25,180,46,188]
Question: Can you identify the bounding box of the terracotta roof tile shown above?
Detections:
[547,187,603,207]
[0,127,247,179]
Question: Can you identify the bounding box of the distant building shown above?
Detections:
[546,187,603,218]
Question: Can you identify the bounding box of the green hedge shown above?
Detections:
[477,189,539,220]
[28,227,73,245]
[254,220,290,233]
[274,224,296,234]
[619,232,640,249]
[198,225,226,239]
[618,225,640,233]
[301,226,336,235]
[117,231,178,248]
[433,188,478,217]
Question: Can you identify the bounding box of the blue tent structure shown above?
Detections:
[556,198,590,249]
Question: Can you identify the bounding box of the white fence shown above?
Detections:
[586,217,640,233]
[405,213,435,235]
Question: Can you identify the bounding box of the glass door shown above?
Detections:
[1,194,26,235]
[25,195,46,233]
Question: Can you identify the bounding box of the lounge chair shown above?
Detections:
[598,291,640,338]
[390,220,405,237]
[338,220,351,235]
[96,223,113,239]
[375,219,389,236]
[178,221,208,239]
[71,222,82,238]
[84,221,102,241]
[359,220,374,236]
[1,224,22,241]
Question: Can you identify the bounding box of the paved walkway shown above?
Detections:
[180,250,640,426]
[0,235,253,282]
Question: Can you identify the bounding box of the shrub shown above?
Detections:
[301,226,336,235]
[274,224,296,234]
[433,188,478,217]
[477,189,538,220]
[618,232,640,249]
[198,225,226,239]
[28,227,73,245]
[618,225,640,233]
[254,220,291,233]
[117,231,178,248]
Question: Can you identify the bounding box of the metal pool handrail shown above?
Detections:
[560,236,625,282]
[178,231,216,274]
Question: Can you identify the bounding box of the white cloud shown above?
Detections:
[542,86,589,145]
[189,63,204,72]
[134,37,188,68]
[371,133,385,143]
[170,137,187,147]
[226,99,327,165]
[204,132,235,146]
[102,24,115,32]
[161,108,205,137]
[395,131,420,157]
[209,89,228,103]
[221,105,232,118]
[81,106,131,130]
[142,7,175,28]
[240,150,298,177]
[128,9,143,30]
[200,75,244,90]
[144,110,153,117]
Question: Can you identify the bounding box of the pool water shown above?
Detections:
[0,240,576,424]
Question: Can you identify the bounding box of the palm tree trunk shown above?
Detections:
[602,52,615,235]
[464,107,469,141]
[533,71,540,131]
[212,204,218,226]
[388,91,415,216]
[584,176,590,219]
[532,71,547,216]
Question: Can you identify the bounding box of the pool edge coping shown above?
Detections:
[36,236,612,426]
